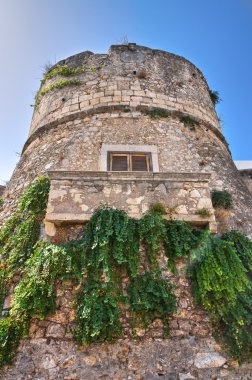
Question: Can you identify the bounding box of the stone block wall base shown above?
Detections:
[0,337,251,380]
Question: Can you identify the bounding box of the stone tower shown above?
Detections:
[1,44,252,379]
[3,43,252,239]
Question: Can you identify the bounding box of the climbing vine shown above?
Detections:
[0,316,29,367]
[188,235,252,359]
[164,220,203,273]
[127,271,176,335]
[11,241,72,319]
[1,180,252,366]
[74,207,141,344]
[222,230,252,273]
[0,176,50,307]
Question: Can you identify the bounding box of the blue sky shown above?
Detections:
[0,0,251,184]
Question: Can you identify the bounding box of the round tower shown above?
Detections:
[1,43,252,380]
[2,43,251,238]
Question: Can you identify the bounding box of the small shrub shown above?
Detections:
[149,203,167,215]
[142,108,171,119]
[41,64,86,84]
[211,190,233,210]
[180,115,199,128]
[209,90,221,106]
[0,197,3,209]
[195,209,212,217]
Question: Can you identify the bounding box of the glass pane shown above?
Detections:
[132,155,148,171]
[111,155,128,171]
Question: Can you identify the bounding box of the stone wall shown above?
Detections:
[1,44,252,379]
[29,44,219,137]
[2,259,252,380]
[44,170,216,240]
[239,169,252,194]
[2,111,252,236]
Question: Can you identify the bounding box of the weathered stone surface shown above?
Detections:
[0,43,252,379]
[194,352,227,368]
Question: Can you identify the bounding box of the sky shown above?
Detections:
[0,0,251,185]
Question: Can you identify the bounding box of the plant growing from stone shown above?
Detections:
[209,90,221,106]
[194,208,212,217]
[1,178,252,366]
[188,235,252,359]
[211,190,233,210]
[35,79,81,108]
[142,108,171,119]
[41,64,86,85]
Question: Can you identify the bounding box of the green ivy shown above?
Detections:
[188,235,252,359]
[0,177,50,308]
[74,207,140,344]
[139,212,166,269]
[11,241,72,319]
[0,263,8,312]
[0,316,29,367]
[127,271,176,335]
[164,220,202,273]
[75,281,123,344]
[222,230,252,273]
[1,182,252,366]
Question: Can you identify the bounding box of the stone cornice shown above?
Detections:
[21,105,231,155]
[47,170,212,182]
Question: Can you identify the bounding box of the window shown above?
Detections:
[108,152,152,172]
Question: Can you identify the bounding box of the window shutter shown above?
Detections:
[111,155,128,171]
[131,155,148,171]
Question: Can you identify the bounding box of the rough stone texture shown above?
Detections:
[1,260,252,379]
[240,169,252,194]
[2,111,251,236]
[44,171,216,237]
[1,44,252,378]
[29,44,219,137]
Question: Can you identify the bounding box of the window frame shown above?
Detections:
[107,151,153,172]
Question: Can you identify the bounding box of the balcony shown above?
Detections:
[45,170,217,236]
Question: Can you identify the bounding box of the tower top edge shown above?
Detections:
[53,43,204,77]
